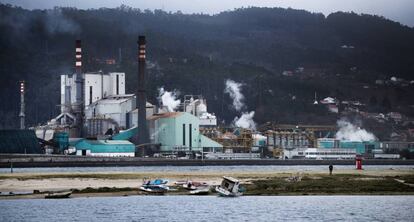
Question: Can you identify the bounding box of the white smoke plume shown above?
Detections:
[225,79,245,111]
[233,111,256,130]
[158,87,181,112]
[335,120,376,142]
[45,9,80,34]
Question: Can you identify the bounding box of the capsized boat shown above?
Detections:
[45,191,72,199]
[215,176,243,197]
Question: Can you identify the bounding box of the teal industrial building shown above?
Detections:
[317,138,379,154]
[73,113,224,157]
[75,139,135,157]
[74,127,137,157]
[149,112,223,153]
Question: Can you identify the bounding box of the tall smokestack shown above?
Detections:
[75,40,82,74]
[137,36,149,152]
[75,40,84,137]
[19,81,25,129]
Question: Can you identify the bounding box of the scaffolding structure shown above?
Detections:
[200,127,253,152]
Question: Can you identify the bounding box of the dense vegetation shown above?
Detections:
[0,4,413,129]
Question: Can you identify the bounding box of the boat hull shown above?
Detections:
[215,186,242,197]
[45,192,72,199]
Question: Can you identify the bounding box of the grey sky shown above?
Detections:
[2,0,414,27]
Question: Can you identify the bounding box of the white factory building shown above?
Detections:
[56,71,156,137]
[182,95,217,127]
[60,71,125,112]
[54,72,215,138]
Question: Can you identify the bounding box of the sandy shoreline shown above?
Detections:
[1,168,413,199]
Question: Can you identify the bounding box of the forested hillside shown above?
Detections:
[1,4,413,129]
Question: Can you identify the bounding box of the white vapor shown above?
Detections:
[335,120,376,142]
[158,87,181,112]
[225,79,245,111]
[233,111,256,130]
[45,9,80,34]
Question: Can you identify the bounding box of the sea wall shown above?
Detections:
[1,154,414,167]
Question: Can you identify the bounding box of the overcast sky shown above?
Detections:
[2,0,414,27]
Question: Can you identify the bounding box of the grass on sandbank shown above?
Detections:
[243,174,414,195]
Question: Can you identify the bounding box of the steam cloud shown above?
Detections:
[225,79,245,111]
[335,120,376,142]
[233,111,256,130]
[224,79,256,130]
[158,87,181,112]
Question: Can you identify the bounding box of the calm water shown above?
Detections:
[0,196,413,221]
[1,165,413,173]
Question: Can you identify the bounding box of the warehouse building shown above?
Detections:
[75,139,135,157]
[316,138,379,154]
[148,112,222,154]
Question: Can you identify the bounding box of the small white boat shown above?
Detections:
[215,176,243,197]
[174,180,188,186]
[183,181,209,190]
[45,191,72,199]
[189,186,210,195]
[139,185,169,193]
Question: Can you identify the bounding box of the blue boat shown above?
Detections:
[140,179,170,193]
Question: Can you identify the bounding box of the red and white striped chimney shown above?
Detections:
[74,39,84,137]
[139,39,146,61]
[75,40,82,73]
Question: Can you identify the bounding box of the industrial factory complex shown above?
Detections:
[0,37,413,161]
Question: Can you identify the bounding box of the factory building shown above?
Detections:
[75,139,135,157]
[54,69,156,138]
[84,94,155,137]
[265,130,311,149]
[284,148,356,160]
[148,112,222,153]
[316,138,379,154]
[56,71,126,127]
[61,71,125,111]
[182,95,217,127]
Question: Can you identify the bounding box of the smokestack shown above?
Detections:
[19,81,25,129]
[75,40,84,137]
[75,40,82,74]
[137,36,149,153]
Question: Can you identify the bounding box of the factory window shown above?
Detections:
[89,86,93,105]
[182,124,186,146]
